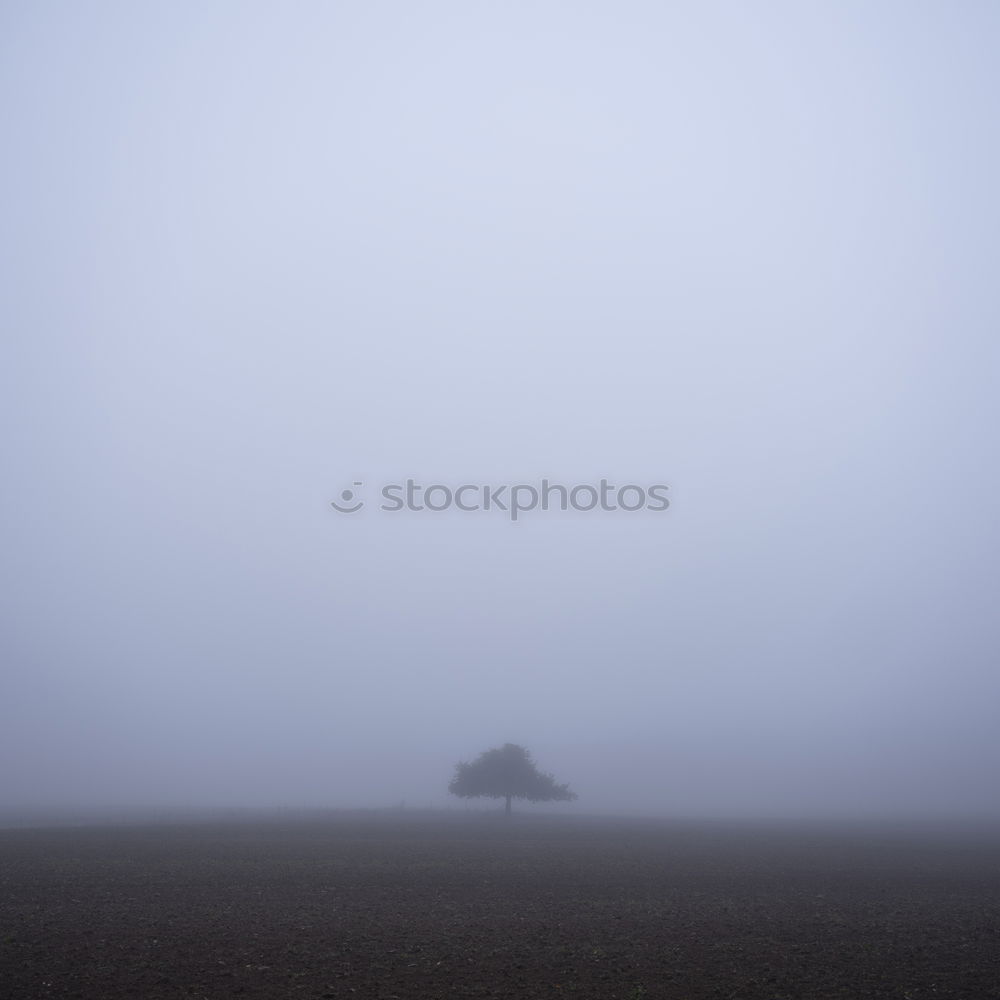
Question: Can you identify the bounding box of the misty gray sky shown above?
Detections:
[2,2,999,819]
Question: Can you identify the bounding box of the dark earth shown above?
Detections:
[2,812,999,999]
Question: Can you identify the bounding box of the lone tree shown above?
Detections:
[448,743,577,816]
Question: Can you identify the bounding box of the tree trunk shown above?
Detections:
[505,794,511,817]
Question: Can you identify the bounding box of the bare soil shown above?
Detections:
[1,812,998,999]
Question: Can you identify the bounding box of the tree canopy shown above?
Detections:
[448,743,577,815]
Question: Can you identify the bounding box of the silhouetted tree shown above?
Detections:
[448,743,576,816]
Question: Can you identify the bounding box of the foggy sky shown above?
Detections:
[2,2,999,820]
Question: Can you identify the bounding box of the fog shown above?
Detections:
[2,2,998,823]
